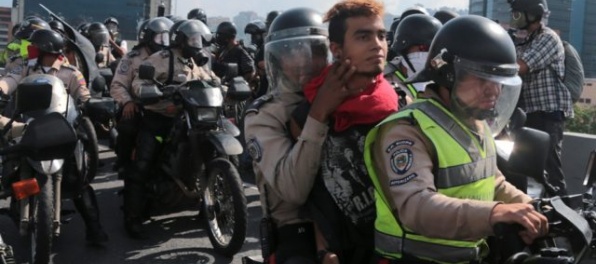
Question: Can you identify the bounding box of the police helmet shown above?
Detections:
[172,19,210,49]
[409,15,521,134]
[244,20,266,35]
[30,29,65,54]
[104,17,119,26]
[265,10,281,29]
[216,22,237,37]
[49,20,66,35]
[401,6,429,19]
[265,8,329,93]
[15,17,50,40]
[508,0,549,19]
[139,17,173,50]
[392,14,442,54]
[86,22,110,49]
[187,8,207,24]
[433,10,459,24]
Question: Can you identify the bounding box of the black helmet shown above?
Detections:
[392,14,441,54]
[139,17,173,52]
[86,22,110,49]
[15,17,50,40]
[165,15,185,23]
[411,15,522,135]
[265,8,328,94]
[265,11,281,28]
[78,22,90,37]
[401,6,429,19]
[104,17,119,26]
[433,10,459,24]
[11,22,21,37]
[216,21,237,37]
[137,19,150,41]
[49,20,66,35]
[171,20,211,62]
[508,0,548,18]
[410,15,518,89]
[171,19,212,47]
[29,29,65,54]
[508,0,548,29]
[187,8,207,24]
[244,20,266,35]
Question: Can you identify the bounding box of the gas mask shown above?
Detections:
[510,11,530,30]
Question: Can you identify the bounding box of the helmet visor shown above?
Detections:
[106,23,118,34]
[452,61,521,136]
[186,32,203,49]
[153,32,170,47]
[265,36,330,94]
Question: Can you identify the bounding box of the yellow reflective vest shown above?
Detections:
[364,99,496,264]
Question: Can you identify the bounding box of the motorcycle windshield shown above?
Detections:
[179,87,223,107]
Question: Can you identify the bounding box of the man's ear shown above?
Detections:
[329,42,342,60]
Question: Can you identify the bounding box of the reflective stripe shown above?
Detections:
[436,157,497,188]
[416,102,473,154]
[375,231,481,263]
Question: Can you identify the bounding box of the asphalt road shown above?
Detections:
[0,143,263,264]
[0,143,595,264]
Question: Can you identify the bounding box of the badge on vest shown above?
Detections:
[390,148,413,175]
[246,138,263,162]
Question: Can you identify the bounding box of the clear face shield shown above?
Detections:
[451,57,521,136]
[265,34,330,94]
[106,23,118,36]
[186,32,203,49]
[153,31,170,47]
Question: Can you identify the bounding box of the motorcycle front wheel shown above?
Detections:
[202,158,247,257]
[28,175,53,264]
[79,117,99,182]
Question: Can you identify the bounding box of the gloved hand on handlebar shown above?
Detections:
[490,203,549,244]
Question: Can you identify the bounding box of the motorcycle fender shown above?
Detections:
[26,158,65,175]
[221,118,241,137]
[207,131,243,156]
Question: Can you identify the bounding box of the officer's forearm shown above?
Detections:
[494,171,533,204]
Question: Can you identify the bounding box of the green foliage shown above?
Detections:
[566,104,596,134]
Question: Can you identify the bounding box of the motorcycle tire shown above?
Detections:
[79,117,99,183]
[203,158,247,257]
[28,175,53,264]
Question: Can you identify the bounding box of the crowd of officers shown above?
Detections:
[0,0,571,263]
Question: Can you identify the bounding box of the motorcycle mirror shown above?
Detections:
[582,150,596,187]
[95,52,105,64]
[225,63,239,80]
[508,108,526,132]
[508,127,550,180]
[139,64,156,80]
[90,75,106,93]
[15,82,53,115]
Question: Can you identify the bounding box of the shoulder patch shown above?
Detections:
[117,59,132,75]
[244,94,273,116]
[246,138,263,162]
[390,148,414,175]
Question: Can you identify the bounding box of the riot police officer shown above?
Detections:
[384,14,441,104]
[110,17,173,180]
[433,9,459,24]
[365,16,547,263]
[86,22,116,69]
[213,21,255,82]
[244,7,347,264]
[4,17,50,75]
[265,10,281,31]
[244,20,267,97]
[0,29,107,244]
[125,19,219,239]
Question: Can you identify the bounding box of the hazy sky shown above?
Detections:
[171,0,469,18]
[0,0,469,18]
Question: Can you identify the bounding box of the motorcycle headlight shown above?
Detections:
[197,108,218,122]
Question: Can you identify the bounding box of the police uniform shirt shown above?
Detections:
[0,56,90,104]
[110,46,151,106]
[370,89,531,241]
[131,48,220,118]
[244,91,328,227]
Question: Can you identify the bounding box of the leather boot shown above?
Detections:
[122,179,147,239]
[73,185,109,245]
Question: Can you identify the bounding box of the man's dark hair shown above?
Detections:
[324,0,385,45]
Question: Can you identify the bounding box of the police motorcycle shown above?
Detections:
[0,74,82,264]
[41,4,118,152]
[488,153,596,264]
[133,64,251,256]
